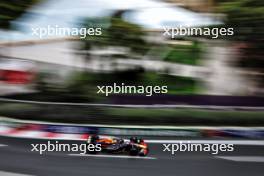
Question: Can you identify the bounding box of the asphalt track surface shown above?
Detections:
[0,136,264,176]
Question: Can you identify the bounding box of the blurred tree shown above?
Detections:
[0,0,40,29]
[0,0,41,57]
[106,10,149,55]
[79,10,151,84]
[217,0,264,83]
[71,11,151,95]
[81,10,150,63]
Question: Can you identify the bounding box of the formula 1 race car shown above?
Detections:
[86,135,149,156]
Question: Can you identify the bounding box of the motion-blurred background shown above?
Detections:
[0,0,264,127]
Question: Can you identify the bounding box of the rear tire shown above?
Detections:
[129,150,139,156]
[129,145,139,156]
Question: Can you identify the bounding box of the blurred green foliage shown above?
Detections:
[217,0,264,41]
[0,102,264,126]
[164,41,203,65]
[0,0,40,29]
[74,10,200,98]
[28,69,199,103]
[66,71,199,98]
[217,0,264,75]
[81,13,150,55]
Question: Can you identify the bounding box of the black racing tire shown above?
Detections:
[129,146,139,156]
